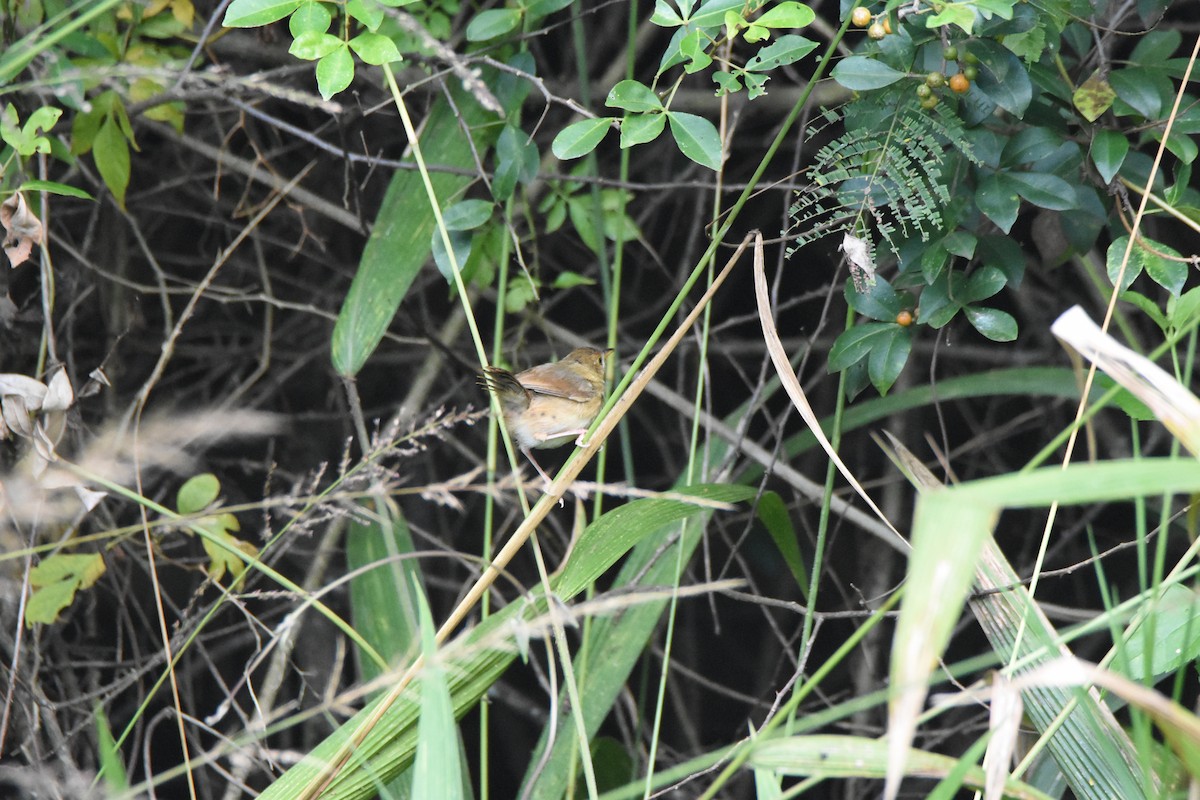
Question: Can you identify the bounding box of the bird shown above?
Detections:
[480,346,610,483]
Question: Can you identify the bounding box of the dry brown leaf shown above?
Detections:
[0,192,44,268]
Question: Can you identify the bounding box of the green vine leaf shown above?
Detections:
[466,8,522,41]
[606,80,663,112]
[316,45,354,99]
[222,0,303,27]
[667,111,722,169]
[552,118,611,159]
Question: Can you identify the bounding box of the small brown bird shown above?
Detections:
[480,346,610,482]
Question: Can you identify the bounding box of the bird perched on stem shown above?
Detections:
[480,346,610,483]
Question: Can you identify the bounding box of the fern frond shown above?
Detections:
[786,95,978,271]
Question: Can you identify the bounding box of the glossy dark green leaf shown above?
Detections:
[977,234,1024,288]
[867,326,912,395]
[829,322,894,372]
[1001,127,1064,168]
[941,230,977,259]
[964,306,1017,341]
[971,39,1032,117]
[1142,236,1186,296]
[1091,130,1128,184]
[845,273,902,321]
[830,56,905,90]
[1008,172,1077,211]
[975,173,1020,233]
[1105,235,1148,292]
[1110,67,1164,119]
[963,265,1007,303]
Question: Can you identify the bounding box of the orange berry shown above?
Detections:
[949,73,970,93]
[851,6,872,26]
[896,310,914,326]
[882,17,892,33]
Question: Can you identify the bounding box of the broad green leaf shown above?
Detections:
[605,79,663,112]
[1141,236,1187,296]
[431,228,474,282]
[667,111,722,169]
[754,1,815,28]
[962,265,1007,303]
[925,3,977,33]
[25,553,106,626]
[1000,127,1063,168]
[466,7,522,41]
[1121,585,1200,679]
[440,199,493,231]
[345,0,385,29]
[94,703,128,792]
[1008,172,1076,211]
[750,736,1052,799]
[972,39,1032,116]
[975,173,1020,233]
[410,588,463,800]
[552,271,596,288]
[964,305,1017,341]
[867,326,911,394]
[890,459,1200,800]
[289,1,332,35]
[1152,128,1198,165]
[332,86,499,375]
[222,0,302,27]
[315,45,354,99]
[620,112,666,147]
[830,56,905,90]
[1091,130,1128,184]
[1110,67,1164,119]
[756,491,808,599]
[845,274,901,321]
[18,179,93,200]
[552,118,611,160]
[1073,71,1115,122]
[745,34,818,71]
[828,322,894,372]
[691,0,745,27]
[288,30,341,60]
[556,484,754,599]
[493,123,538,200]
[650,0,684,26]
[178,473,220,513]
[1106,235,1149,292]
[92,116,130,208]
[526,0,574,17]
[679,28,713,73]
[349,31,401,64]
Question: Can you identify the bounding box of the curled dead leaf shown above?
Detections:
[0,192,44,268]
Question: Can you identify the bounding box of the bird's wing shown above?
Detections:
[515,363,595,401]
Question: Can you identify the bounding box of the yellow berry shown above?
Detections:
[896,310,914,326]
[851,6,872,26]
[867,21,886,39]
